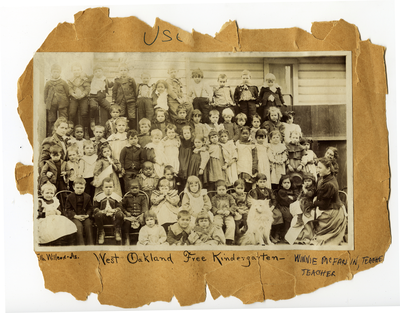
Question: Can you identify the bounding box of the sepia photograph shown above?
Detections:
[33,51,353,251]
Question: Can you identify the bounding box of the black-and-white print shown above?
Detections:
[33,52,353,251]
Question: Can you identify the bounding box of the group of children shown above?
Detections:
[38,61,334,246]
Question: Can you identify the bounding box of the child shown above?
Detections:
[178,125,193,190]
[137,210,168,246]
[120,129,143,191]
[293,172,316,229]
[166,210,198,246]
[105,104,122,139]
[150,177,180,233]
[44,64,69,136]
[234,70,259,124]
[93,177,124,244]
[187,136,209,183]
[218,129,238,187]
[65,121,75,144]
[282,111,302,144]
[212,74,235,121]
[205,131,226,191]
[69,125,85,157]
[254,129,272,189]
[230,179,249,233]
[151,108,170,137]
[250,114,262,142]
[90,125,107,154]
[236,126,258,192]
[142,129,167,178]
[191,109,209,140]
[87,64,113,131]
[78,140,97,198]
[258,73,286,121]
[211,180,237,245]
[152,80,169,112]
[137,71,155,122]
[261,106,285,140]
[93,143,122,197]
[207,110,224,133]
[163,123,181,174]
[222,108,240,141]
[174,105,191,136]
[138,161,159,201]
[181,176,213,226]
[37,182,77,245]
[193,211,225,246]
[121,179,149,245]
[107,117,128,161]
[164,165,178,191]
[66,145,80,191]
[268,130,288,190]
[286,130,306,175]
[39,145,68,192]
[235,112,247,135]
[300,138,318,179]
[64,178,94,245]
[67,62,90,138]
[138,118,152,148]
[166,66,193,122]
[187,68,213,123]
[276,175,297,240]
[112,63,137,129]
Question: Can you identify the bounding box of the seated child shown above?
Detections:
[150,177,180,233]
[222,108,240,141]
[64,178,94,245]
[137,210,168,246]
[39,145,68,193]
[166,210,198,246]
[164,165,178,191]
[112,63,137,128]
[230,179,249,234]
[69,125,85,157]
[234,70,259,124]
[105,104,122,139]
[212,73,235,122]
[137,161,159,201]
[193,211,225,246]
[93,177,124,244]
[181,176,213,226]
[37,182,77,245]
[142,129,166,178]
[137,71,155,122]
[120,129,142,191]
[293,172,316,229]
[187,68,212,123]
[121,179,149,245]
[211,180,237,245]
[151,108,170,137]
[276,175,297,241]
[258,73,286,121]
[91,125,107,154]
[138,118,152,148]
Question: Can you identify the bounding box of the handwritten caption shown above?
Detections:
[36,252,79,261]
[143,27,183,46]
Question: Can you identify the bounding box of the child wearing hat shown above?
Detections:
[44,64,70,136]
[257,73,286,121]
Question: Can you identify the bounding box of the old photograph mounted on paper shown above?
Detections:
[33,51,353,252]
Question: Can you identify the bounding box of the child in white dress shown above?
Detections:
[137,211,168,246]
[218,129,238,187]
[254,129,272,189]
[163,123,181,174]
[268,130,288,190]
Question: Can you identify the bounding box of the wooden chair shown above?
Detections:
[54,190,73,215]
[339,190,348,243]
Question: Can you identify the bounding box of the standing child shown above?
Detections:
[178,125,193,191]
[78,140,97,199]
[44,64,69,136]
[235,112,247,136]
[212,74,235,121]
[151,108,170,137]
[64,178,94,246]
[107,117,128,162]
[150,177,180,233]
[286,130,306,175]
[121,179,149,245]
[211,180,237,245]
[193,211,225,246]
[205,131,226,191]
[300,138,318,179]
[187,68,213,123]
[64,121,75,145]
[166,210,198,246]
[222,108,240,141]
[207,110,224,133]
[137,71,155,122]
[231,179,250,234]
[142,129,167,178]
[258,73,286,121]
[236,126,258,192]
[138,118,152,148]
[105,104,122,139]
[187,136,209,184]
[93,143,122,197]
[120,129,142,192]
[69,125,85,157]
[112,63,137,129]
[67,62,91,138]
[276,175,297,241]
[218,129,238,187]
[254,129,272,189]
[137,161,159,201]
[191,109,209,140]
[137,211,168,246]
[181,176,213,226]
[66,146,81,191]
[93,177,124,244]
[282,111,302,144]
[268,130,288,190]
[91,125,107,154]
[174,105,191,136]
[37,182,77,245]
[39,145,68,193]
[250,114,262,142]
[261,106,285,140]
[163,124,180,175]
[234,70,259,124]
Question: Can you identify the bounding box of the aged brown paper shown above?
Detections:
[16,8,390,307]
